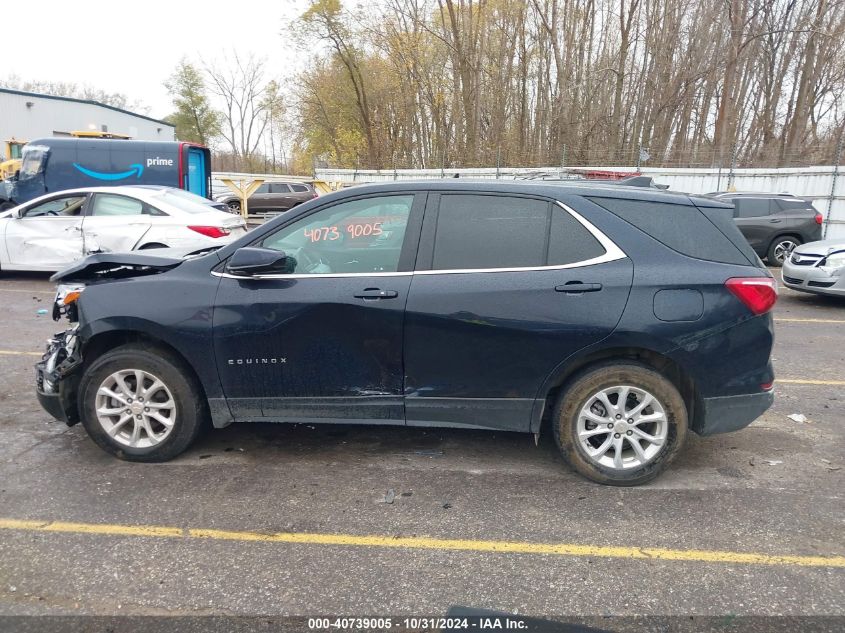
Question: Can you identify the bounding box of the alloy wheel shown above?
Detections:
[95,369,177,449]
[576,385,668,471]
[773,240,799,263]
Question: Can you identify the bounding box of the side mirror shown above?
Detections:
[226,247,289,276]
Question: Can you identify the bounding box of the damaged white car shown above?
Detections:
[0,186,246,272]
[782,239,845,297]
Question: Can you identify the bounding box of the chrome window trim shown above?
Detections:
[213,200,627,280]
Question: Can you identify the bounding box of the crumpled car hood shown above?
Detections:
[793,239,845,255]
[51,247,220,283]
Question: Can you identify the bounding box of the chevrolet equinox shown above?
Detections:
[36,181,777,485]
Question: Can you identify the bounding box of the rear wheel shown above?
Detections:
[79,344,206,462]
[767,236,801,267]
[227,200,241,213]
[554,361,688,486]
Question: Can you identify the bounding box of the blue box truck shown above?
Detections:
[0,138,212,210]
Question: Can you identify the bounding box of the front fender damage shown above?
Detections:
[35,326,83,426]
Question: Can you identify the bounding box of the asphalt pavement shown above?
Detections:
[0,270,843,626]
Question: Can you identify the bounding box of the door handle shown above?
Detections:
[769,219,782,223]
[354,289,399,300]
[555,282,603,294]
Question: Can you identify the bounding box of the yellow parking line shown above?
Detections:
[0,517,842,568]
[775,318,845,324]
[0,288,54,294]
[0,350,41,357]
[778,378,845,386]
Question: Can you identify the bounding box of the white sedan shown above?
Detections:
[0,186,247,271]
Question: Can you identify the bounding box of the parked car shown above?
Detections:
[0,186,246,272]
[781,239,845,297]
[215,181,317,214]
[37,181,776,485]
[703,192,823,266]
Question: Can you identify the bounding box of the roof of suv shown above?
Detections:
[339,179,707,206]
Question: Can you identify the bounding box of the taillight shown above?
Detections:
[188,225,230,238]
[815,213,823,225]
[725,277,778,315]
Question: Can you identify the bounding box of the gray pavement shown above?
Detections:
[0,270,843,620]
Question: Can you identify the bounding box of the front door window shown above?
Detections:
[260,195,414,275]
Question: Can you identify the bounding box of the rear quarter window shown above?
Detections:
[587,197,749,265]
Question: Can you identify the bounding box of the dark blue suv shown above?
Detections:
[37,181,777,485]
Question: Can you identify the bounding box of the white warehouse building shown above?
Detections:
[0,88,175,150]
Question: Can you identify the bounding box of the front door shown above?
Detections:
[213,193,424,423]
[4,193,88,269]
[403,193,633,431]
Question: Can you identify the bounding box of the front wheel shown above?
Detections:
[78,344,207,461]
[227,200,241,213]
[767,236,801,267]
[554,361,688,486]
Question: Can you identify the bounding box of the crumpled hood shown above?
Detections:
[51,247,220,283]
[793,239,845,255]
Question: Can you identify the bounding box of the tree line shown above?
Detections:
[290,0,845,171]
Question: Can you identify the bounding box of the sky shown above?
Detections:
[6,0,312,119]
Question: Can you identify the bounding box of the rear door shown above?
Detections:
[185,147,208,197]
[732,197,778,254]
[81,193,152,254]
[4,193,88,268]
[249,183,273,211]
[403,193,633,432]
[270,183,295,210]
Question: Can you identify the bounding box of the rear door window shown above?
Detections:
[734,198,774,218]
[270,184,291,194]
[428,195,607,271]
[431,195,548,270]
[89,194,145,216]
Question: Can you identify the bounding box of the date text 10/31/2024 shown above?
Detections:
[307,616,530,630]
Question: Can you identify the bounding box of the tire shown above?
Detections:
[138,243,168,250]
[0,201,14,212]
[78,344,207,462]
[767,236,801,267]
[227,200,241,212]
[553,361,688,486]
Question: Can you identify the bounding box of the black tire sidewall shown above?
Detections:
[554,362,688,486]
[79,345,204,462]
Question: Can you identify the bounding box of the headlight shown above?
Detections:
[55,284,84,306]
[822,251,845,273]
[54,284,85,321]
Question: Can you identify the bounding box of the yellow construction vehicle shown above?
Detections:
[0,138,25,180]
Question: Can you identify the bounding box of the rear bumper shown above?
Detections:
[694,391,774,436]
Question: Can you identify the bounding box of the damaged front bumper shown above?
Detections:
[35,326,82,426]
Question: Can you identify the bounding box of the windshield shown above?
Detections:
[147,189,217,214]
[19,145,49,179]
